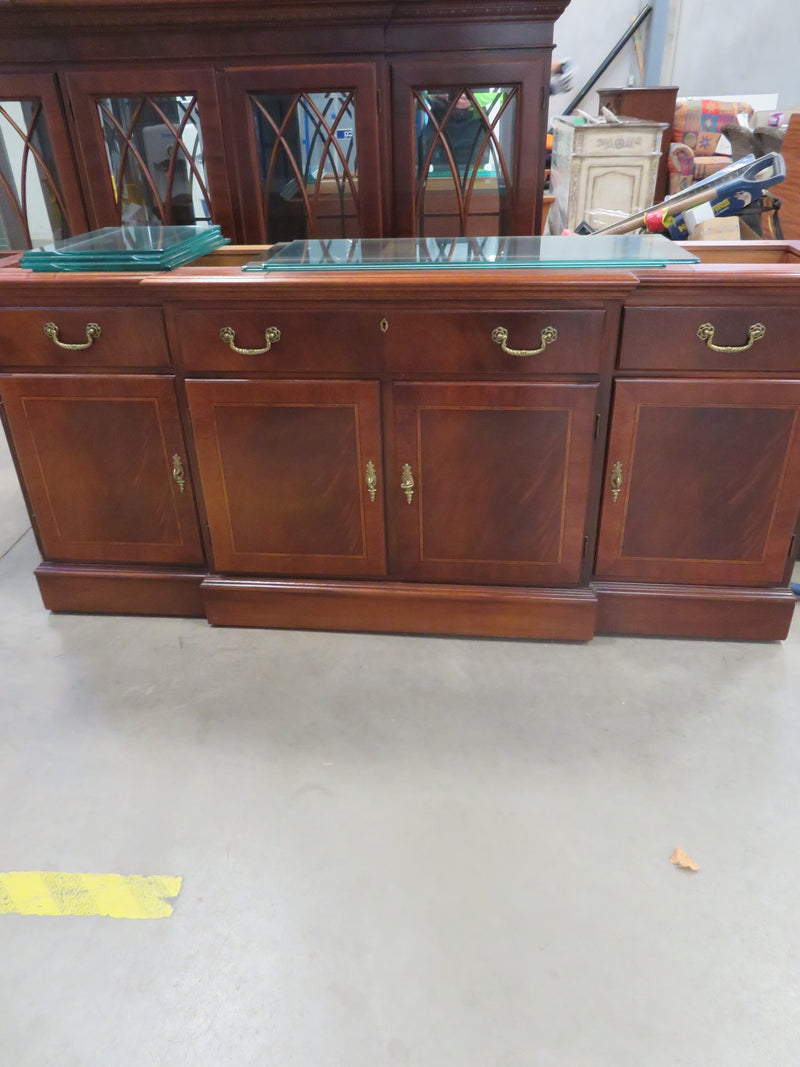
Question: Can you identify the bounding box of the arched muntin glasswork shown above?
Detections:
[413,86,518,237]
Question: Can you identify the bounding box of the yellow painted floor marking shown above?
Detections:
[0,872,181,918]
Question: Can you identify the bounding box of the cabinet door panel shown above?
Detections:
[392,382,598,584]
[0,375,204,564]
[595,379,800,585]
[186,379,386,576]
[65,69,235,237]
[391,58,548,238]
[0,74,87,248]
[223,65,382,243]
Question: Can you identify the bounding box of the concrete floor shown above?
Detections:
[1,430,800,1066]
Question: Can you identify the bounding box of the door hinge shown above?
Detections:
[583,534,589,558]
[595,413,601,439]
[376,88,382,115]
[789,533,797,560]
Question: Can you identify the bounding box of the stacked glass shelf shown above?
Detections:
[20,225,229,272]
[243,235,700,272]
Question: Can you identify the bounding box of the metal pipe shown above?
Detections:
[562,5,654,117]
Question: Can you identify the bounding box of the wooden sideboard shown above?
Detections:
[0,0,568,248]
[2,240,800,641]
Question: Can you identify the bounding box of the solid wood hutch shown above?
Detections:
[1,1,799,642]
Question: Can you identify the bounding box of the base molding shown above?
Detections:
[30,566,797,640]
[202,577,597,640]
[35,563,205,617]
[593,581,796,641]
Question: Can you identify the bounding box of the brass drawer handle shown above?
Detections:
[219,325,281,355]
[696,321,766,353]
[400,463,415,504]
[365,460,378,502]
[492,325,557,357]
[44,321,101,350]
[610,461,623,502]
[172,453,186,493]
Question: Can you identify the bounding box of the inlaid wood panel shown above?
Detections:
[186,378,386,576]
[0,374,204,564]
[595,378,800,585]
[391,381,599,584]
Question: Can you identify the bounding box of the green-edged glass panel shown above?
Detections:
[243,235,700,272]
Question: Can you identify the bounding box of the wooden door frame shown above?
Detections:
[64,67,236,239]
[390,379,599,585]
[222,63,383,244]
[595,377,800,586]
[0,72,88,245]
[0,373,205,565]
[390,55,549,237]
[186,377,387,577]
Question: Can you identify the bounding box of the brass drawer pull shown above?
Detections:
[365,460,378,502]
[400,463,415,504]
[44,321,101,350]
[219,325,281,355]
[172,453,186,493]
[492,325,557,357]
[610,461,623,502]
[696,321,766,353]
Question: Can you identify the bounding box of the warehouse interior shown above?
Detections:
[2,0,800,1062]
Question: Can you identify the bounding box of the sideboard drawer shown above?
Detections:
[175,308,384,373]
[620,306,800,372]
[385,309,606,374]
[0,306,170,369]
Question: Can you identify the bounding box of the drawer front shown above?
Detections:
[620,306,800,372]
[0,307,170,369]
[175,308,384,373]
[385,310,606,374]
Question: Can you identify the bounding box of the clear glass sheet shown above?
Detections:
[243,235,700,272]
[25,224,221,256]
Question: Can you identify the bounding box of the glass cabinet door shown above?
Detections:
[224,65,383,243]
[0,75,86,251]
[392,59,549,238]
[95,93,209,227]
[414,87,517,236]
[65,70,235,238]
